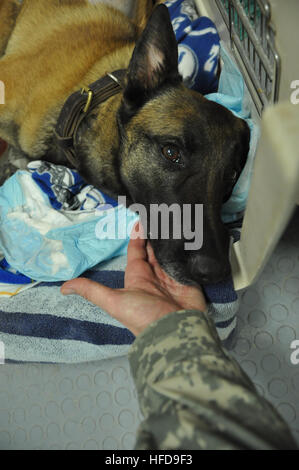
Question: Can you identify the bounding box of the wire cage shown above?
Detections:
[195,0,299,290]
[215,0,281,115]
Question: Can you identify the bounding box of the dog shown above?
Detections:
[0,0,250,285]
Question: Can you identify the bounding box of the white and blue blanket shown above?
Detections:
[166,0,220,94]
[0,0,260,362]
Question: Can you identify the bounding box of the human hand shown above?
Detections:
[61,223,207,336]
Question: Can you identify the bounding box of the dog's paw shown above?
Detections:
[0,143,20,186]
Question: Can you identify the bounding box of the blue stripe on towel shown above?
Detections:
[0,310,135,345]
[35,270,125,289]
[0,269,238,363]
[204,280,238,304]
[37,270,237,308]
[215,315,236,329]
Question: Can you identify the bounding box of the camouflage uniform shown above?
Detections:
[129,309,297,450]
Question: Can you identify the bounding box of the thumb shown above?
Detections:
[61,277,120,315]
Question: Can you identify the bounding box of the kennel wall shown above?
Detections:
[195,0,299,291]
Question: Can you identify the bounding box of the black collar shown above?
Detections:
[54,69,127,167]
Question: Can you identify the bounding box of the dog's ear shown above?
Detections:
[121,4,181,121]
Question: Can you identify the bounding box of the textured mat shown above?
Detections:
[0,209,299,449]
[0,357,140,450]
[230,207,299,445]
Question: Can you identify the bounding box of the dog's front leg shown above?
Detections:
[0,144,29,186]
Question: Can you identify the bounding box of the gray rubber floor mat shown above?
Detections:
[230,207,299,445]
[0,357,140,450]
[0,209,299,450]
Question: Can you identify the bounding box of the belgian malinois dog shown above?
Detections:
[0,0,250,285]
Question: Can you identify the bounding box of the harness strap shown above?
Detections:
[54,69,126,167]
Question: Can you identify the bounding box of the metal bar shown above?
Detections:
[252,0,271,18]
[248,25,251,55]
[265,72,269,96]
[231,0,273,78]
[259,54,262,78]
[232,41,266,113]
[267,35,281,103]
[214,0,281,110]
[253,0,257,29]
[260,10,264,46]
[229,1,233,50]
[232,31,268,106]
[215,0,230,28]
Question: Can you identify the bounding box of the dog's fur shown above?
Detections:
[0,0,250,285]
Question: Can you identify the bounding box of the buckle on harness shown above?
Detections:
[80,87,93,113]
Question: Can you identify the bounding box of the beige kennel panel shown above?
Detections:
[195,0,299,290]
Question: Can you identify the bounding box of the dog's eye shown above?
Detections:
[162,145,182,164]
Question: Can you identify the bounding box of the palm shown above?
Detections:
[125,239,205,310]
[61,226,207,336]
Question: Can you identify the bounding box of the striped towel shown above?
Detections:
[0,255,238,364]
[0,264,134,364]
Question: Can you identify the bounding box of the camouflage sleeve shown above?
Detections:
[128,309,297,450]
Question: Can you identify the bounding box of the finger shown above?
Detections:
[61,278,120,315]
[127,222,148,265]
[146,241,167,279]
[130,220,145,240]
[146,240,159,266]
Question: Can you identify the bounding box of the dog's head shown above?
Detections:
[118,5,250,285]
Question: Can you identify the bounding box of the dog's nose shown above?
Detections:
[194,255,231,284]
[189,204,232,284]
